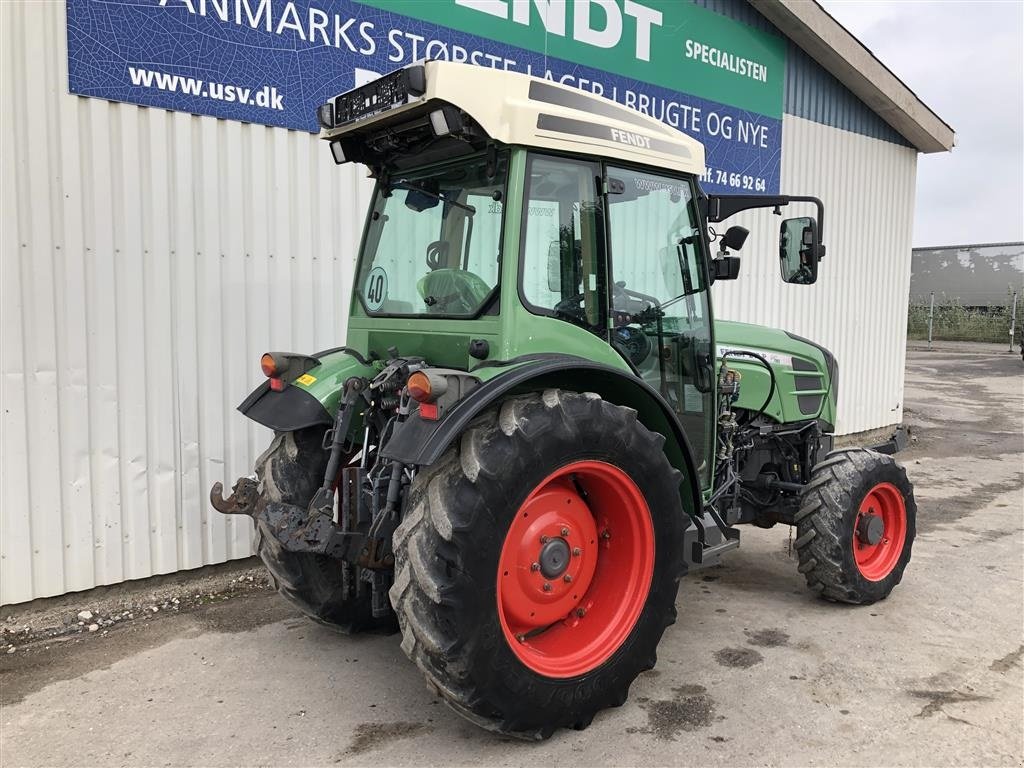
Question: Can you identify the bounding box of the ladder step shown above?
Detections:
[690,530,741,566]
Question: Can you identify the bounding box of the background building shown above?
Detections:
[0,0,953,604]
[911,242,1024,308]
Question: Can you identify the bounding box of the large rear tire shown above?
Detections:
[795,448,916,604]
[389,390,688,738]
[254,428,395,633]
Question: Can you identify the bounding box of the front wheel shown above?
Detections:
[389,390,688,738]
[795,448,916,604]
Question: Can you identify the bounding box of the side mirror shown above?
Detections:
[709,256,741,282]
[779,217,822,285]
[722,225,749,252]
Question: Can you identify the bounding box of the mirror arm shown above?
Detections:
[707,194,825,242]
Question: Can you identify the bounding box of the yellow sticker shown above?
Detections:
[296,373,317,386]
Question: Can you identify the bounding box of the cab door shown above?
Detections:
[604,166,716,487]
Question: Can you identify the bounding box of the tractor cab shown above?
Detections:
[316,61,824,487]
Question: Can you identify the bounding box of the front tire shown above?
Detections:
[794,448,916,604]
[254,428,395,633]
[389,390,688,738]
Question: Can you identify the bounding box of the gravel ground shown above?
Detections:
[1,344,1021,767]
[1,561,269,655]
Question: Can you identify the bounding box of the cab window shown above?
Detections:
[357,153,506,317]
[519,154,605,334]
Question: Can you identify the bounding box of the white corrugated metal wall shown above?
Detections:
[0,2,916,604]
[1,1,372,605]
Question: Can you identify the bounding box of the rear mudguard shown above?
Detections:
[382,354,734,567]
[237,347,378,432]
[381,354,703,519]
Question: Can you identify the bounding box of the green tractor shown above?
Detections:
[212,61,916,738]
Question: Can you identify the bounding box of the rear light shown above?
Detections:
[261,352,295,379]
[260,353,279,378]
[418,402,438,420]
[407,371,449,403]
[407,372,432,402]
[269,378,285,392]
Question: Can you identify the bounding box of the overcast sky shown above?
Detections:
[820,0,1024,248]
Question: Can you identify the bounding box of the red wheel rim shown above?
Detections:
[496,460,654,679]
[853,482,907,581]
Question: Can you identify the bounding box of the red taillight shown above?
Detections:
[269,377,285,391]
[419,402,438,420]
[407,372,432,402]
[261,353,278,378]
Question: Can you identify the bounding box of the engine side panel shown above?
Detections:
[714,319,837,431]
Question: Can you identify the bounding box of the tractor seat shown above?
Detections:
[417,268,491,314]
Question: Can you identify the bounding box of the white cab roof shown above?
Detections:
[322,61,705,176]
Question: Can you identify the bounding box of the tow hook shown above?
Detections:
[210,477,261,516]
[211,474,369,566]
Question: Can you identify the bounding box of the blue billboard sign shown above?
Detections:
[66,0,785,193]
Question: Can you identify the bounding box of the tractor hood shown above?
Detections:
[714,320,838,431]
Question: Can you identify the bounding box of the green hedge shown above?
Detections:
[907,297,1019,343]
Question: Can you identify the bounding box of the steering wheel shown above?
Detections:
[553,293,588,324]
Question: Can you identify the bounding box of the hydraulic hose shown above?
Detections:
[720,350,776,422]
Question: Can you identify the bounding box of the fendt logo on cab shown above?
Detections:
[456,0,663,61]
[609,127,651,148]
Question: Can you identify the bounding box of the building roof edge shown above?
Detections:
[751,0,955,153]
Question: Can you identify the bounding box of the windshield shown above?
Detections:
[356,153,507,317]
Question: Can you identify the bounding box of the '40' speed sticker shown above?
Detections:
[364,267,388,311]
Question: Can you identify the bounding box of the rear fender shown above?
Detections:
[382,355,702,517]
[238,347,377,432]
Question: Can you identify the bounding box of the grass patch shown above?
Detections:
[907,297,1019,343]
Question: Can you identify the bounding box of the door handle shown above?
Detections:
[693,351,714,394]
